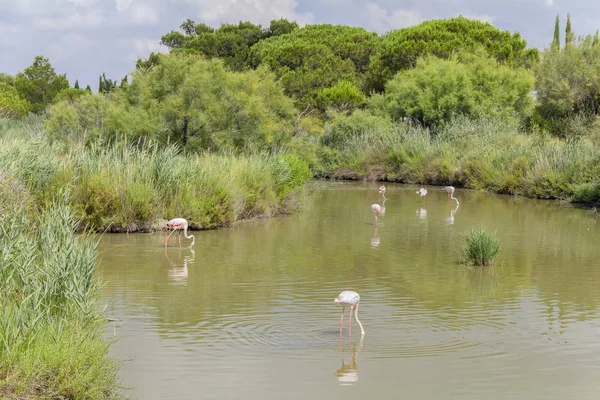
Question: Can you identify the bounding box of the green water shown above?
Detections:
[99,182,600,399]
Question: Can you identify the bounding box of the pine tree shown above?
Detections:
[85,85,91,92]
[552,15,560,50]
[74,79,80,89]
[565,13,573,47]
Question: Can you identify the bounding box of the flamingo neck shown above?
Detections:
[182,223,195,246]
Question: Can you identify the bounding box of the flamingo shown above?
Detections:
[444,186,459,205]
[371,203,382,224]
[378,185,386,201]
[165,218,195,248]
[416,187,427,198]
[334,291,365,336]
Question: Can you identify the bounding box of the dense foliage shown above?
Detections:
[47,54,304,152]
[160,19,298,71]
[370,51,535,127]
[250,24,379,109]
[368,16,539,92]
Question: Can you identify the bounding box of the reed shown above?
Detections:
[0,118,312,232]
[315,115,600,205]
[460,226,502,266]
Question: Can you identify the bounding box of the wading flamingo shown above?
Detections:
[378,185,387,201]
[334,291,365,336]
[444,186,459,205]
[165,218,195,248]
[371,203,382,224]
[416,188,427,198]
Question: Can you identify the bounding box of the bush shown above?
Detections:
[460,226,501,266]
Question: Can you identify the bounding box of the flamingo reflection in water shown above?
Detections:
[417,207,427,220]
[370,225,380,248]
[165,247,195,285]
[447,203,460,225]
[334,291,365,336]
[335,335,364,385]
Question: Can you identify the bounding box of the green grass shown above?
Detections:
[0,117,312,232]
[314,115,600,205]
[0,197,122,399]
[460,226,502,266]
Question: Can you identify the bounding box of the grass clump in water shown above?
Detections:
[460,226,501,266]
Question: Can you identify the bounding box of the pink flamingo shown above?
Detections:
[416,187,427,198]
[443,186,458,204]
[334,291,365,336]
[371,204,382,224]
[165,218,195,248]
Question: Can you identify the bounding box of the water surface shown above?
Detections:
[99,182,600,399]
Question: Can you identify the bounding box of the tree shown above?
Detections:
[85,85,92,92]
[535,34,600,123]
[317,81,366,113]
[565,13,573,47]
[14,56,69,113]
[368,16,539,92]
[120,75,129,89]
[129,53,298,150]
[160,19,301,72]
[371,50,534,128]
[0,73,15,86]
[0,82,30,118]
[98,73,118,94]
[250,24,378,109]
[268,18,298,36]
[74,80,80,89]
[552,15,560,50]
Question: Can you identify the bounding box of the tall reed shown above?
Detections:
[315,115,600,205]
[0,118,312,232]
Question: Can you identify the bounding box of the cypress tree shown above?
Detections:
[552,15,560,50]
[565,13,573,47]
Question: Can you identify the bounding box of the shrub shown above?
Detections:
[460,226,501,266]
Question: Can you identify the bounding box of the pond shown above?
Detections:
[99,182,600,399]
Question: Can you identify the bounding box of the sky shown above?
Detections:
[1,0,599,90]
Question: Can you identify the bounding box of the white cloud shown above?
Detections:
[546,0,553,5]
[130,3,159,24]
[365,3,421,33]
[132,39,168,57]
[184,0,314,27]
[459,12,495,23]
[68,0,101,6]
[115,0,134,12]
[44,33,89,60]
[34,11,103,30]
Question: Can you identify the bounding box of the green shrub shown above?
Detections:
[460,226,502,266]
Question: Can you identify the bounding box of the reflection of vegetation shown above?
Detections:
[460,226,501,266]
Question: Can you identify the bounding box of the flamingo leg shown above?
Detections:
[339,307,345,336]
[348,306,352,328]
[164,229,176,247]
[178,231,182,247]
